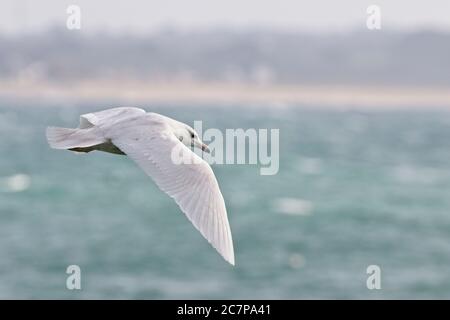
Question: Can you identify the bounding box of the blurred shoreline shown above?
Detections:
[2,29,450,110]
[2,78,450,110]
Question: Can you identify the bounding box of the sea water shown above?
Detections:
[1,103,450,299]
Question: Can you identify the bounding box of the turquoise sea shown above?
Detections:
[1,103,450,299]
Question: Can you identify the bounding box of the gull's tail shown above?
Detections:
[46,127,104,150]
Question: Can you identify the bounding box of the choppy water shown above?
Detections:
[1,103,450,299]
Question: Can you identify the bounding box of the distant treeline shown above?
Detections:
[1,29,449,86]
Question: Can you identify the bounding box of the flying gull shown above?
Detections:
[46,107,235,265]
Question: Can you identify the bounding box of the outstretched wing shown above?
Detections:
[107,116,235,265]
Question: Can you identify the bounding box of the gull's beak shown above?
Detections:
[201,143,210,153]
[192,140,210,153]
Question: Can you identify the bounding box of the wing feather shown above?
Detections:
[107,116,235,265]
[80,107,146,128]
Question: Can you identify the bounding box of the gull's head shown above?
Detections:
[173,124,210,153]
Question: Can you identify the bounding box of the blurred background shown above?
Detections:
[1,0,450,299]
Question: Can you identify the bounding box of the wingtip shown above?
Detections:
[224,252,235,266]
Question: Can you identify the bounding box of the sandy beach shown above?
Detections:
[1,78,450,110]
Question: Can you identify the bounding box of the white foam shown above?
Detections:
[390,165,440,185]
[297,156,322,175]
[273,197,314,216]
[1,174,31,192]
[288,253,306,269]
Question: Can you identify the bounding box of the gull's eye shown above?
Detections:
[191,133,195,139]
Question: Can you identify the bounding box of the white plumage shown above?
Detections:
[46,107,235,265]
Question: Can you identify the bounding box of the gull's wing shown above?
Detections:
[107,115,235,265]
[79,107,146,129]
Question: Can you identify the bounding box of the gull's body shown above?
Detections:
[46,107,234,265]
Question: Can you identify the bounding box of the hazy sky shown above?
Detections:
[1,0,450,34]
